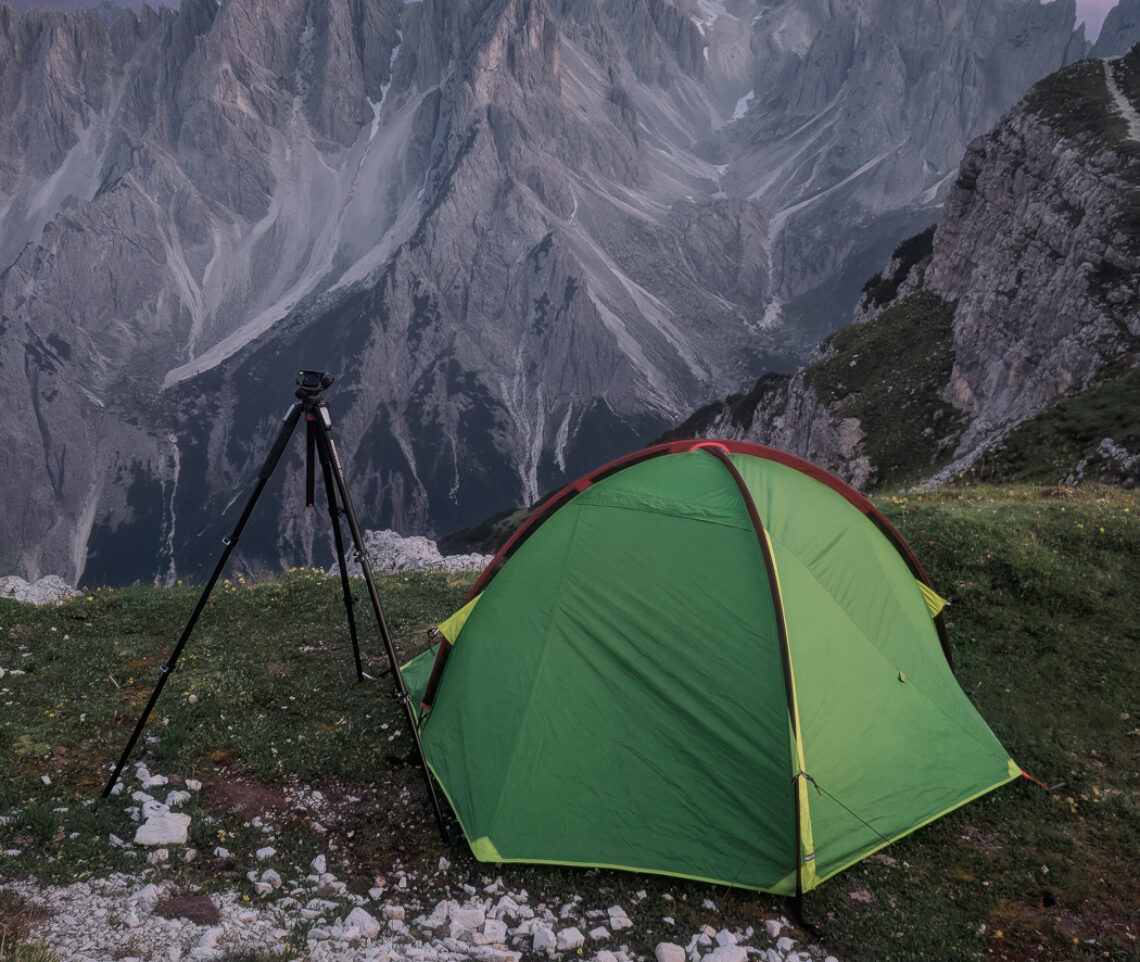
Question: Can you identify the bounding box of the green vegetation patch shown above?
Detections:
[968,364,1140,484]
[1022,57,1127,146]
[805,291,961,489]
[860,224,936,308]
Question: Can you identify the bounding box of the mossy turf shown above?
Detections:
[805,291,962,488]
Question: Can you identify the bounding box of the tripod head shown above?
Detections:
[296,369,334,401]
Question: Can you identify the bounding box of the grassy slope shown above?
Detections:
[1,487,1138,962]
[805,291,962,489]
[969,365,1140,484]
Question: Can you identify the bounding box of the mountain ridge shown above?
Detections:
[0,0,1105,583]
[674,45,1140,491]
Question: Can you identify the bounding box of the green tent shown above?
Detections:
[402,440,1020,895]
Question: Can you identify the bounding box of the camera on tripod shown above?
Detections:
[296,369,334,398]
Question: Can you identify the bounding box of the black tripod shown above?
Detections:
[102,371,449,842]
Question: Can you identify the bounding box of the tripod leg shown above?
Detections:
[101,403,305,798]
[312,413,366,682]
[310,406,451,843]
[305,416,317,508]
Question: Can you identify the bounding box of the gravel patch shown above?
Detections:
[4,763,842,962]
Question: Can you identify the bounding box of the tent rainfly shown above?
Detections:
[401,440,1022,896]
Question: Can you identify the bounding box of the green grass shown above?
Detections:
[1,496,1138,962]
[805,291,963,488]
[1022,57,1130,148]
[968,365,1140,485]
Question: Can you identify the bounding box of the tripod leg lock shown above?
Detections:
[160,662,173,675]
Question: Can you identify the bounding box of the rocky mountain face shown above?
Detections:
[1092,0,1140,57]
[677,46,1140,491]
[0,0,1093,584]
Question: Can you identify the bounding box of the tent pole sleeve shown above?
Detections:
[419,641,452,714]
[697,445,811,897]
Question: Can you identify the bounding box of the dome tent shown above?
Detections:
[401,440,1020,896]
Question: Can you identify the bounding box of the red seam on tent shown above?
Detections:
[428,438,952,704]
[689,441,731,455]
[462,439,942,599]
[695,443,806,898]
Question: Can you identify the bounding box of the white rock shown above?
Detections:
[255,846,276,860]
[776,937,795,953]
[420,901,451,929]
[483,919,508,942]
[0,575,78,605]
[557,928,585,951]
[261,869,282,889]
[328,530,491,577]
[186,779,202,791]
[450,905,486,932]
[533,926,557,952]
[716,930,737,947]
[701,948,748,962]
[147,848,170,864]
[165,790,191,807]
[134,813,191,846]
[311,854,327,874]
[595,953,620,962]
[132,883,160,906]
[589,926,611,940]
[346,907,382,939]
[492,895,519,920]
[477,951,521,962]
[383,905,405,920]
[656,943,687,962]
[764,920,783,939]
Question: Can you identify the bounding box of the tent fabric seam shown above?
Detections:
[767,531,1010,764]
[698,446,808,894]
[479,505,588,836]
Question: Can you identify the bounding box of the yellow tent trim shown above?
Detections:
[470,835,504,861]
[917,581,948,618]
[438,593,483,645]
[762,530,818,893]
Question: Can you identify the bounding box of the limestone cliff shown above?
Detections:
[678,47,1140,491]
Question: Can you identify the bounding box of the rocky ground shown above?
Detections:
[0,530,491,608]
[4,760,839,962]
